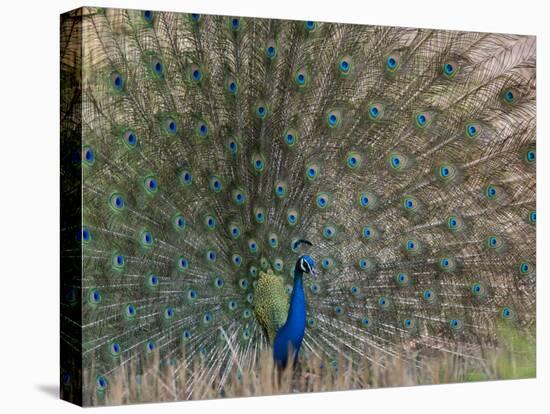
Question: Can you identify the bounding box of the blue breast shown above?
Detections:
[273,272,306,368]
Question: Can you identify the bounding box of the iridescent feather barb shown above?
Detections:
[60,7,535,404]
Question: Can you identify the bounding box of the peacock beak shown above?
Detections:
[310,268,317,278]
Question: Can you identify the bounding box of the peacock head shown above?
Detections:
[296,255,317,278]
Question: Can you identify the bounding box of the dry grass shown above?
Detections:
[85,329,535,406]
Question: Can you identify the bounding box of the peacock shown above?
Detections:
[60,6,536,406]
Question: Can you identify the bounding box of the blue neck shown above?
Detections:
[287,270,306,328]
[273,268,307,367]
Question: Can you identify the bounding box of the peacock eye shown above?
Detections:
[163,117,178,135]
[310,283,320,294]
[87,288,102,305]
[145,340,156,353]
[414,111,433,129]
[403,318,415,330]
[305,162,320,181]
[206,249,217,263]
[447,214,463,232]
[189,13,201,22]
[283,127,300,147]
[229,223,241,239]
[146,273,159,289]
[232,254,242,267]
[304,20,317,32]
[395,272,409,286]
[62,372,71,386]
[178,256,189,272]
[528,210,536,225]
[358,190,378,209]
[96,376,108,392]
[266,39,278,59]
[274,258,284,271]
[124,304,137,319]
[109,192,125,212]
[293,68,310,88]
[524,148,536,164]
[227,137,239,154]
[486,235,504,251]
[177,172,192,189]
[519,261,534,276]
[326,109,342,128]
[122,130,138,148]
[150,56,165,78]
[186,63,204,84]
[204,214,217,230]
[110,71,124,91]
[346,151,363,170]
[143,175,159,194]
[362,226,373,240]
[368,102,384,121]
[439,257,456,271]
[471,282,485,297]
[163,306,174,320]
[449,319,463,331]
[385,51,401,73]
[287,209,299,226]
[140,230,154,248]
[442,60,459,79]
[388,152,408,172]
[378,296,390,310]
[229,17,241,31]
[255,101,269,119]
[246,292,257,304]
[65,288,78,306]
[274,180,288,198]
[338,55,353,75]
[231,188,246,206]
[268,233,279,248]
[423,289,435,303]
[142,10,154,23]
[82,146,95,166]
[172,214,186,231]
[404,238,421,255]
[321,257,334,270]
[485,184,498,200]
[358,257,373,271]
[182,329,192,341]
[112,252,125,270]
[248,239,258,254]
[402,195,418,212]
[187,289,197,301]
[437,162,457,182]
[239,278,249,290]
[225,76,239,95]
[251,153,266,173]
[361,317,371,328]
[254,207,265,223]
[322,224,337,240]
[316,192,331,209]
[249,266,258,278]
[502,87,519,104]
[465,122,481,139]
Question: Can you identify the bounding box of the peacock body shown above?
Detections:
[60,6,536,405]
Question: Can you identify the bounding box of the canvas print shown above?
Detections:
[60,7,536,407]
